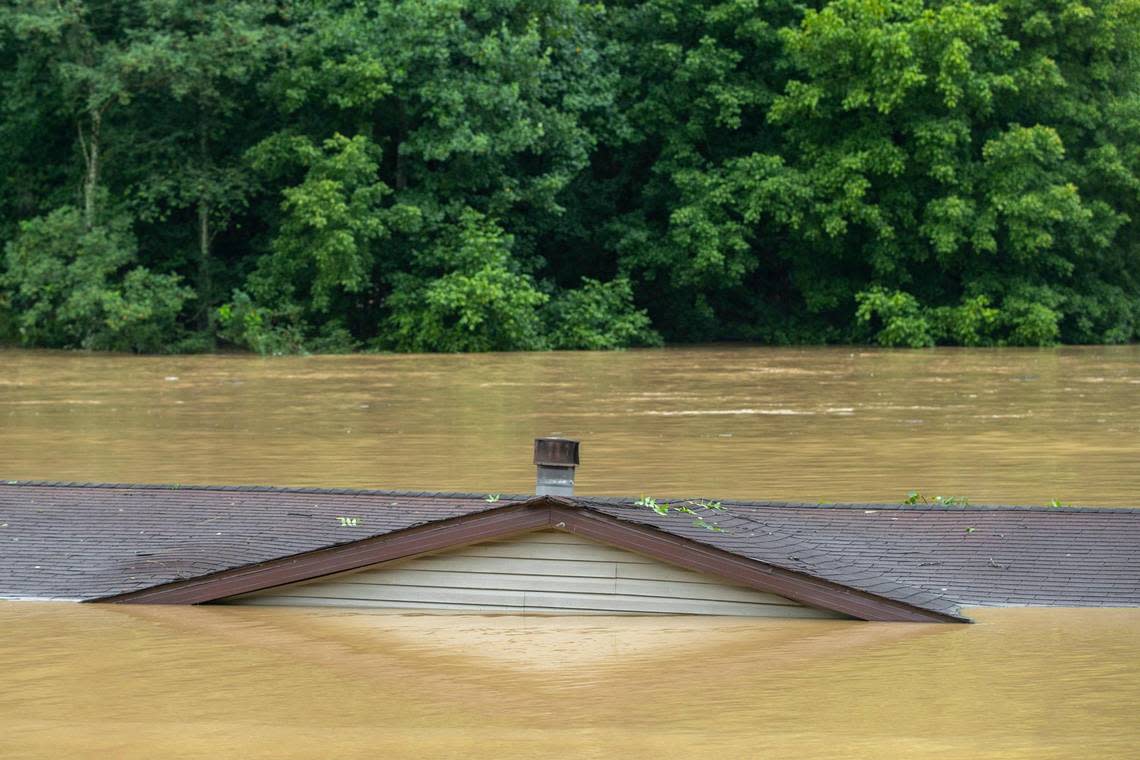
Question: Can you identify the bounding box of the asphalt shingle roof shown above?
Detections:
[579,497,1140,611]
[1,482,1137,617]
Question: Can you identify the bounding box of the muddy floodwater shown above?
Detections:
[2,345,1139,503]
[1,346,1139,758]
[0,604,1137,759]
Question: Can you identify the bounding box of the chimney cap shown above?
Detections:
[533,437,580,467]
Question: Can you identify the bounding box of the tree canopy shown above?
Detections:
[2,0,1138,352]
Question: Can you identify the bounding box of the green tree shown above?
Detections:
[545,276,661,349]
[3,206,191,351]
[226,0,624,351]
[0,1,139,230]
[588,0,1140,346]
[0,1,233,349]
[384,209,549,352]
[120,1,282,330]
[3,0,1139,352]
[567,0,807,341]
[770,0,1140,345]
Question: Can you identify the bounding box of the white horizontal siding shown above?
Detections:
[227,530,842,618]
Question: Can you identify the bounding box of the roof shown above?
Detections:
[2,481,1139,622]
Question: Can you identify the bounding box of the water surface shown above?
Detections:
[0,604,1136,759]
[2,345,1138,504]
[1,346,1138,758]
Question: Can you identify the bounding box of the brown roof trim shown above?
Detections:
[96,497,966,622]
[549,506,966,623]
[99,502,553,605]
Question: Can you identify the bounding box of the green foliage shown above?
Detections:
[858,287,1060,347]
[3,206,191,352]
[930,296,1000,347]
[546,277,661,350]
[903,491,972,506]
[249,133,395,312]
[2,0,1140,352]
[101,268,197,353]
[584,0,1140,346]
[0,305,13,344]
[216,290,359,356]
[856,288,935,348]
[216,290,307,356]
[634,495,668,516]
[382,209,549,352]
[633,496,728,531]
[1001,289,1063,346]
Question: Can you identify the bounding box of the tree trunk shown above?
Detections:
[80,109,102,232]
[197,124,213,331]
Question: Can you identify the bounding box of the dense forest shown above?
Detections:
[2,0,1139,353]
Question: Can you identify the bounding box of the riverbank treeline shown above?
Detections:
[2,0,1139,353]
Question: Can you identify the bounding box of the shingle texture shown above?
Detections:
[1,482,1137,617]
[578,497,1140,613]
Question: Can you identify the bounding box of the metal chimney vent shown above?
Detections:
[533,438,580,496]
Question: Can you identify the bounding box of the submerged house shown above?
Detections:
[2,439,1138,622]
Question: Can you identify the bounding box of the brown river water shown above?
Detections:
[1,345,1138,758]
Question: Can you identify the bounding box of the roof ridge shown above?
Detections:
[0,479,531,502]
[567,493,1139,514]
[2,480,1136,513]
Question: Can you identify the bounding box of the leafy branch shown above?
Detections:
[903,491,971,506]
[633,496,727,532]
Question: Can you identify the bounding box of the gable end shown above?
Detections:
[224,530,846,618]
[96,499,966,622]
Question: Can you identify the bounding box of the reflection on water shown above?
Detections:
[0,603,1137,759]
[1,345,1139,505]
